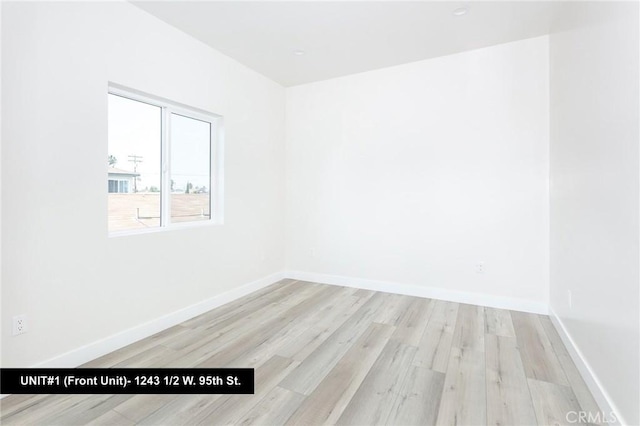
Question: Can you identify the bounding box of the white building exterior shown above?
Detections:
[107,168,139,193]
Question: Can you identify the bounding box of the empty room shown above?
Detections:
[1,1,639,425]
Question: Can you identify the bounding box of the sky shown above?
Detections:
[108,94,211,192]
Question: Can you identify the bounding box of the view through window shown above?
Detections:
[170,113,211,224]
[107,89,218,234]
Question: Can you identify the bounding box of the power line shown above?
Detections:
[128,155,143,192]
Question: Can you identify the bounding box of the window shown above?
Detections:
[107,85,222,234]
[108,179,129,194]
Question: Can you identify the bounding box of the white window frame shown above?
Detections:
[108,83,224,237]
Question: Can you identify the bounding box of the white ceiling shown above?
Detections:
[133,1,560,87]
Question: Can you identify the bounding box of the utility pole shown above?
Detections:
[128,155,143,193]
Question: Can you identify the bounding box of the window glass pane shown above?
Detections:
[170,113,211,224]
[108,94,161,232]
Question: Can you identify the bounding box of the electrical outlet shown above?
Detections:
[475,261,485,274]
[568,290,572,309]
[12,315,28,336]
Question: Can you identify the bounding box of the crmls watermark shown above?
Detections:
[566,411,618,424]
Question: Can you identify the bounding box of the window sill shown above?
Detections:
[108,219,223,238]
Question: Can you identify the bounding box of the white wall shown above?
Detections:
[0,1,6,366]
[1,2,285,367]
[549,3,640,424]
[286,36,550,310]
[0,1,3,367]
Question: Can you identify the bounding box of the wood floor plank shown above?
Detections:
[80,325,191,368]
[0,395,80,425]
[528,378,582,426]
[386,365,445,426]
[431,300,459,334]
[166,283,329,368]
[161,327,221,352]
[538,315,603,421]
[372,293,414,325]
[411,326,453,373]
[195,285,344,368]
[336,340,417,425]
[485,334,537,426]
[452,303,485,352]
[179,279,302,330]
[0,394,50,419]
[285,322,395,425]
[413,300,458,373]
[484,307,516,337]
[435,300,485,426]
[391,297,435,346]
[236,387,305,426]
[42,395,131,426]
[436,347,486,426]
[278,292,387,395]
[353,288,374,298]
[138,355,298,425]
[86,409,135,426]
[191,355,300,425]
[2,394,129,426]
[137,394,221,426]
[192,281,325,338]
[511,311,570,386]
[192,281,323,336]
[275,292,372,362]
[111,394,177,423]
[226,287,360,368]
[112,344,181,368]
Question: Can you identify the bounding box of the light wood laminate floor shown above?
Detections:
[1,279,602,425]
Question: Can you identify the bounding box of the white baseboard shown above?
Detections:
[31,271,286,369]
[285,270,548,314]
[549,308,625,426]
